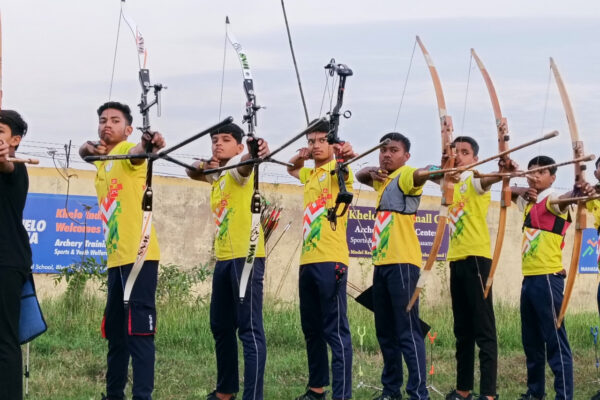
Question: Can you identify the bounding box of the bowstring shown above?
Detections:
[459,53,474,136]
[318,69,330,118]
[393,38,417,131]
[217,19,246,287]
[108,3,123,100]
[218,20,228,120]
[538,66,553,156]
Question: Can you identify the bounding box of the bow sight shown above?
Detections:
[324,58,353,230]
[138,68,166,139]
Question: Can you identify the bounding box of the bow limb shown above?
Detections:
[223,17,262,303]
[407,36,455,311]
[470,49,511,299]
[120,2,164,308]
[551,57,587,328]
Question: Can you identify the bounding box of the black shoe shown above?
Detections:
[517,394,545,400]
[100,394,121,400]
[206,391,236,400]
[373,394,402,400]
[295,388,327,400]
[446,390,473,400]
[591,391,600,400]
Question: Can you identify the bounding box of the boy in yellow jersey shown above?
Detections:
[511,155,596,400]
[356,132,436,400]
[0,110,32,400]
[287,119,355,400]
[588,157,600,400]
[442,136,517,400]
[187,123,270,400]
[80,101,165,400]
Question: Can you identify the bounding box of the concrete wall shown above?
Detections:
[28,167,599,312]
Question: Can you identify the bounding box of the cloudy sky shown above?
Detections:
[2,0,599,194]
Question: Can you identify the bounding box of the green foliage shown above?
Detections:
[155,262,212,304]
[28,297,600,399]
[53,256,107,311]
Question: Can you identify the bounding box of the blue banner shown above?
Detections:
[579,228,599,274]
[23,193,106,274]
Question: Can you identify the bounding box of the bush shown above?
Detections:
[53,256,107,311]
[156,262,212,304]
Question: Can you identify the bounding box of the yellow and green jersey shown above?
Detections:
[586,199,600,231]
[372,165,423,266]
[94,141,160,268]
[210,155,265,261]
[447,172,491,261]
[299,159,353,266]
[518,189,569,276]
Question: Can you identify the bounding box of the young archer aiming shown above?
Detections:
[441,136,518,400]
[356,132,440,400]
[187,123,270,400]
[511,155,596,400]
[287,119,356,400]
[80,101,165,400]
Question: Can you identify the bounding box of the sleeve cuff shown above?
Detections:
[516,195,527,212]
[471,177,488,195]
[229,167,251,186]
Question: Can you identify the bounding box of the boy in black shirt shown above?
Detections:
[0,109,32,400]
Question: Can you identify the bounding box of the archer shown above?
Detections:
[286,119,356,400]
[80,101,165,400]
[187,123,270,400]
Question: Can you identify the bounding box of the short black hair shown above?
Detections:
[528,155,557,175]
[0,110,28,138]
[97,101,133,126]
[380,132,410,152]
[595,156,600,169]
[210,123,245,144]
[453,136,479,156]
[305,118,331,136]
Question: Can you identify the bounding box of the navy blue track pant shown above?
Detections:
[449,256,497,396]
[104,261,158,400]
[373,264,428,400]
[0,267,27,400]
[521,274,573,400]
[210,257,266,400]
[299,262,353,400]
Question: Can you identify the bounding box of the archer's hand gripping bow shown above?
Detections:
[324,59,353,231]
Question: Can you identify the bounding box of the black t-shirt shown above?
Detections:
[0,163,32,269]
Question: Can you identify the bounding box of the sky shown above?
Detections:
[2,0,599,195]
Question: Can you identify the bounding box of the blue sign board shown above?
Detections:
[579,228,599,274]
[23,193,106,273]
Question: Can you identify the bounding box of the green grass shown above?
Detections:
[23,295,600,399]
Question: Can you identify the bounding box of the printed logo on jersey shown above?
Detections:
[302,198,326,253]
[448,202,466,240]
[522,227,541,259]
[372,211,393,262]
[213,196,232,242]
[100,178,123,254]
